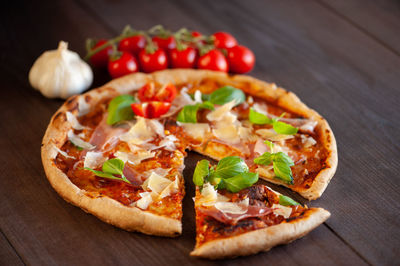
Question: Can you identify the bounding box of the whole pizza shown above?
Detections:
[41,69,337,259]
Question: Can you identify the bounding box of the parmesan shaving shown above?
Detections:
[178,122,210,140]
[77,96,90,117]
[84,151,106,168]
[67,130,95,150]
[119,117,156,145]
[66,111,87,130]
[53,145,75,159]
[301,134,316,148]
[114,150,155,165]
[255,129,294,141]
[206,100,237,122]
[194,90,202,103]
[136,192,153,210]
[272,204,292,219]
[214,198,249,215]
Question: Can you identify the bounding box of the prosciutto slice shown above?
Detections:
[198,204,272,225]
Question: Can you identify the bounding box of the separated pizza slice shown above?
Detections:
[190,158,330,259]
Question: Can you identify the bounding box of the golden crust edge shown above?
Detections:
[190,208,330,259]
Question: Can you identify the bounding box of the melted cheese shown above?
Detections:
[271,204,292,219]
[179,122,210,140]
[67,130,95,150]
[84,151,106,168]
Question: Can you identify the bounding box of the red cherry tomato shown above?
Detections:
[108,52,139,79]
[118,35,146,55]
[212,32,237,49]
[138,49,168,73]
[227,45,255,74]
[90,39,113,68]
[170,46,197,68]
[191,31,202,38]
[197,49,228,72]
[131,101,171,118]
[152,36,176,50]
[138,83,177,103]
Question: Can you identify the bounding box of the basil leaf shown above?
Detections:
[193,159,210,186]
[176,102,214,123]
[209,86,245,106]
[273,120,298,135]
[273,161,293,183]
[253,152,273,165]
[222,172,259,193]
[102,158,125,176]
[107,95,136,125]
[201,93,211,101]
[249,108,273,125]
[273,152,294,167]
[213,156,249,179]
[279,195,300,206]
[84,168,116,179]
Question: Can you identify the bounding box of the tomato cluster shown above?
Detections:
[86,26,255,79]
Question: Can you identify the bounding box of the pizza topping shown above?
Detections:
[255,128,294,141]
[136,192,153,209]
[206,100,236,122]
[89,115,127,151]
[120,117,158,145]
[83,151,106,169]
[301,134,317,148]
[176,102,214,123]
[279,194,300,206]
[156,134,178,151]
[84,158,131,184]
[178,122,210,140]
[53,145,75,159]
[114,150,155,165]
[106,95,136,125]
[66,111,87,130]
[68,130,95,150]
[249,108,298,135]
[271,204,292,219]
[131,101,171,119]
[138,83,177,103]
[77,96,90,117]
[254,141,294,184]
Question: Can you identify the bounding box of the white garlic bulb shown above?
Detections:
[29,41,93,99]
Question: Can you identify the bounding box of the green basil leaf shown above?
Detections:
[107,95,136,125]
[213,156,249,179]
[201,93,211,101]
[249,108,273,125]
[102,158,125,176]
[222,172,259,193]
[273,161,293,184]
[279,195,300,206]
[253,152,273,166]
[84,168,116,179]
[273,152,294,167]
[273,120,298,135]
[209,86,245,106]
[193,159,210,186]
[176,102,214,123]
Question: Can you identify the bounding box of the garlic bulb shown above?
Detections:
[29,41,93,99]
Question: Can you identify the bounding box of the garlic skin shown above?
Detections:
[29,41,93,99]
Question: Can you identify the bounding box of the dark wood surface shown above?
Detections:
[1,0,399,265]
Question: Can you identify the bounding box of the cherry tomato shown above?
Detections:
[138,49,168,73]
[152,36,176,50]
[227,45,255,74]
[131,101,171,118]
[197,49,228,72]
[108,52,139,79]
[170,46,197,68]
[118,35,146,55]
[90,39,113,68]
[191,31,202,38]
[138,83,177,102]
[212,32,237,49]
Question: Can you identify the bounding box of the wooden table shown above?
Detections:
[1,0,399,265]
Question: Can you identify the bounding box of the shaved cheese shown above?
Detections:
[77,96,90,117]
[114,150,155,165]
[179,122,210,139]
[256,165,275,178]
[301,134,316,148]
[159,176,179,199]
[252,103,268,115]
[67,130,95,150]
[84,151,106,168]
[272,204,292,219]
[148,119,165,137]
[198,183,229,206]
[179,87,196,105]
[212,124,240,144]
[215,198,249,215]
[66,111,87,130]
[53,145,75,159]
[255,129,294,141]
[136,192,153,210]
[143,168,171,178]
[254,138,269,155]
[206,100,236,122]
[156,135,178,151]
[119,117,155,145]
[238,126,257,142]
[247,96,254,104]
[142,172,172,194]
[299,120,318,133]
[194,90,202,103]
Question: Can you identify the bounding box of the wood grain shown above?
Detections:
[0,0,399,265]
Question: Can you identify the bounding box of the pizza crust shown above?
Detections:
[190,208,330,259]
[42,69,336,236]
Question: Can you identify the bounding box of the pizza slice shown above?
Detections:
[190,157,330,259]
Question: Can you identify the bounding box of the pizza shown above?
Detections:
[41,69,337,256]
